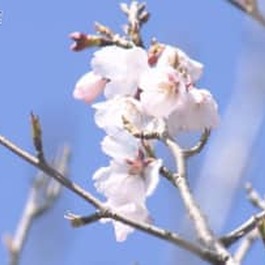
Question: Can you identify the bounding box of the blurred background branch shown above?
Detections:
[3,145,71,265]
[226,0,265,27]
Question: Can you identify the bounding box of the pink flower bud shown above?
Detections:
[69,32,100,51]
[73,72,108,103]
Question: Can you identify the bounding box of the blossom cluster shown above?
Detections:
[73,43,219,241]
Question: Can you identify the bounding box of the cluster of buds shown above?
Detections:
[70,1,219,241]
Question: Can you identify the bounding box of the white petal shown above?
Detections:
[175,47,204,83]
[141,89,180,118]
[92,96,150,135]
[156,45,204,83]
[93,160,146,204]
[101,132,138,160]
[73,72,107,103]
[139,67,187,118]
[108,202,151,242]
[187,88,219,129]
[144,159,162,197]
[167,88,219,135]
[156,45,178,68]
[91,46,149,98]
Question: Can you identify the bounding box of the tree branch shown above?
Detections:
[65,212,104,227]
[120,1,149,47]
[234,230,259,264]
[245,182,265,210]
[219,210,265,247]
[183,129,211,158]
[226,0,265,27]
[245,183,265,245]
[0,133,225,264]
[219,183,265,265]
[64,211,224,264]
[163,137,214,244]
[163,136,235,264]
[3,145,71,265]
[0,134,103,210]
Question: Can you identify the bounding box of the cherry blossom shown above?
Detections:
[92,96,149,135]
[100,132,161,196]
[72,33,220,242]
[102,200,151,242]
[156,45,204,84]
[139,66,187,118]
[93,131,162,241]
[93,155,162,241]
[73,71,109,103]
[73,46,150,103]
[91,46,149,98]
[167,87,219,135]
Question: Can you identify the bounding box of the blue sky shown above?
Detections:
[0,1,265,264]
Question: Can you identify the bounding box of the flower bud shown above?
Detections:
[69,32,101,51]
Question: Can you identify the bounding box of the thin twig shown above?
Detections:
[226,0,265,27]
[3,145,71,265]
[120,1,149,47]
[164,137,215,245]
[94,22,133,49]
[70,1,150,51]
[234,230,259,264]
[219,210,265,247]
[30,112,45,162]
[245,183,265,245]
[65,212,104,227]
[123,116,234,262]
[163,136,235,264]
[0,135,103,209]
[64,211,224,264]
[122,116,163,140]
[183,129,211,158]
[69,30,133,52]
[245,182,265,210]
[0,134,225,264]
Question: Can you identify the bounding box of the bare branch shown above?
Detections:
[3,145,71,265]
[70,1,151,51]
[245,183,265,245]
[30,112,45,162]
[120,1,150,47]
[69,30,133,52]
[0,134,103,209]
[163,136,235,264]
[245,182,265,210]
[65,212,104,227]
[0,134,229,264]
[219,210,265,247]
[183,129,211,158]
[234,230,259,264]
[122,116,164,140]
[226,0,265,27]
[64,211,224,264]
[164,137,214,244]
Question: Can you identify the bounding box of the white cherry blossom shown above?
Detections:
[92,96,149,135]
[100,132,161,197]
[91,46,149,98]
[139,66,187,118]
[72,38,220,242]
[93,157,161,241]
[73,71,108,103]
[156,45,204,84]
[93,133,162,241]
[167,87,219,135]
